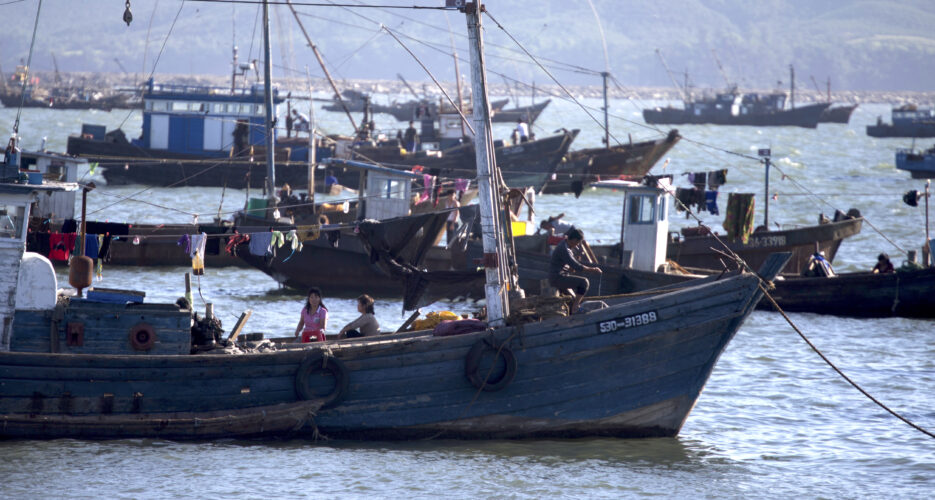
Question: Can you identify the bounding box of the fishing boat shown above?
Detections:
[644,92,829,128]
[757,267,935,318]
[65,78,315,189]
[322,88,509,122]
[819,104,858,124]
[867,105,935,138]
[338,128,579,193]
[1,0,788,441]
[491,99,551,124]
[896,143,935,178]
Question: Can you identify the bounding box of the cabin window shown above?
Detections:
[171,101,188,112]
[383,179,406,199]
[150,101,168,112]
[211,103,224,113]
[658,197,666,221]
[629,195,655,225]
[0,205,25,239]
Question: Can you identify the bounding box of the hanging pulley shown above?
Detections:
[123,1,133,26]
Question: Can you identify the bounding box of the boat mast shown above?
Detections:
[655,49,689,103]
[462,0,510,327]
[789,64,795,109]
[601,71,610,148]
[445,13,466,137]
[262,0,276,198]
[285,0,358,133]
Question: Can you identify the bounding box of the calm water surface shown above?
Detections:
[1,99,933,498]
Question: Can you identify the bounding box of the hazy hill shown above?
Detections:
[1,0,933,92]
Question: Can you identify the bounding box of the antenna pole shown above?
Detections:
[601,71,610,148]
[261,0,276,198]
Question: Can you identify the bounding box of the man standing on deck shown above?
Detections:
[404,120,419,153]
[515,117,529,143]
[549,228,601,314]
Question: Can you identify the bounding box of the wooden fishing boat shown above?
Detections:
[342,129,578,193]
[0,1,786,442]
[543,129,681,195]
[667,215,862,275]
[757,267,935,318]
[818,104,858,124]
[491,99,551,124]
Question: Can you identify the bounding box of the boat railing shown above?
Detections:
[145,82,279,99]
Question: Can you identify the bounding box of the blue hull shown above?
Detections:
[0,257,783,440]
[896,149,935,179]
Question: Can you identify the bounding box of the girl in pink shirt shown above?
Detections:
[294,287,328,342]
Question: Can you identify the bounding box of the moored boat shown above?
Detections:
[867,105,935,138]
[896,144,935,179]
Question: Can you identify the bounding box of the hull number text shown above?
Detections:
[599,311,658,333]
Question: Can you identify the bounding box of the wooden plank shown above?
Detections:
[395,309,421,333]
[227,310,253,343]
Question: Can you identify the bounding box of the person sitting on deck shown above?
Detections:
[539,213,574,235]
[873,253,895,274]
[291,109,310,133]
[294,287,328,343]
[802,250,835,277]
[338,294,380,339]
[324,170,339,190]
[549,228,602,314]
[899,250,924,271]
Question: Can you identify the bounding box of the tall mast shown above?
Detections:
[655,49,688,103]
[789,64,795,109]
[445,13,466,137]
[601,71,610,148]
[462,0,509,327]
[285,0,358,132]
[262,0,276,197]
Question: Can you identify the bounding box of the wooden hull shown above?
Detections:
[543,130,681,194]
[759,267,935,318]
[667,217,863,275]
[818,104,857,124]
[491,100,551,125]
[345,130,578,192]
[644,103,830,128]
[0,256,784,440]
[0,401,318,440]
[66,135,311,189]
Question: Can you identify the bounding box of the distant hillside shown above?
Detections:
[1,0,933,92]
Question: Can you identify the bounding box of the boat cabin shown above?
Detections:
[592,177,671,272]
[0,177,77,351]
[891,106,935,125]
[325,158,421,220]
[136,78,285,157]
[17,150,86,221]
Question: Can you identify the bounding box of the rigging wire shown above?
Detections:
[116,0,187,131]
[12,0,42,136]
[188,0,451,10]
[482,9,621,147]
[381,25,474,136]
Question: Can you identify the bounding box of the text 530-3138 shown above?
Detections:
[598,311,658,333]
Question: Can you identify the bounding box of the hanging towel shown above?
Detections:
[283,230,303,262]
[189,233,207,259]
[271,230,285,249]
[724,193,756,244]
[249,232,273,256]
[298,224,320,242]
[177,234,191,255]
[691,171,707,190]
[49,233,74,261]
[455,178,469,193]
[62,219,77,234]
[705,190,719,215]
[708,169,728,189]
